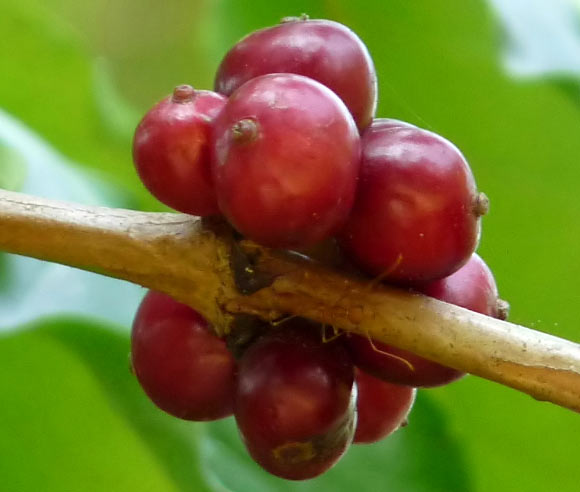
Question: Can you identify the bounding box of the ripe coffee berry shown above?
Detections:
[215,15,377,131]
[212,73,360,249]
[133,85,226,216]
[339,121,488,285]
[131,290,236,420]
[347,253,507,387]
[234,321,356,480]
[353,369,416,444]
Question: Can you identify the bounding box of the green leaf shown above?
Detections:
[0,316,212,492]
[0,142,27,192]
[488,0,580,78]
[201,392,471,492]
[92,58,143,145]
[0,0,157,209]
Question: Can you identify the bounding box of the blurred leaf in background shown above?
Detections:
[489,0,580,78]
[0,317,211,492]
[0,109,143,330]
[1,0,580,491]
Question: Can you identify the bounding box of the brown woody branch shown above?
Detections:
[1,188,579,412]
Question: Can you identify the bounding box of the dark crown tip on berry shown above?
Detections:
[172,84,196,103]
[473,191,490,216]
[497,299,510,321]
[231,118,259,144]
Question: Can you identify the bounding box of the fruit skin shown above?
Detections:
[131,290,236,421]
[369,117,417,131]
[420,253,501,317]
[133,85,226,216]
[354,368,416,444]
[214,17,377,131]
[212,73,361,249]
[347,253,502,387]
[339,122,482,285]
[234,322,356,480]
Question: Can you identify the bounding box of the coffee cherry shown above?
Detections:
[133,85,226,216]
[339,122,486,285]
[420,253,505,318]
[131,290,236,420]
[347,254,506,387]
[354,368,416,444]
[212,73,361,249]
[215,16,377,131]
[234,321,355,480]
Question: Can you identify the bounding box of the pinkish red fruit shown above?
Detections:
[133,85,226,216]
[131,290,236,420]
[234,321,355,480]
[354,368,416,444]
[339,122,486,285]
[215,16,376,131]
[212,73,361,249]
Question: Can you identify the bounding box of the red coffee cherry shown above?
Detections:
[347,254,507,387]
[131,290,236,420]
[354,368,416,444]
[212,73,361,249]
[420,253,506,318]
[215,15,377,131]
[339,121,487,285]
[234,321,355,480]
[133,85,226,216]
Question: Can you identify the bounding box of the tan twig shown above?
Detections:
[1,188,579,412]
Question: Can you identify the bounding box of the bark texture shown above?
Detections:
[1,189,579,412]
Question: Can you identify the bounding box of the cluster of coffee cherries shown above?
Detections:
[130,15,508,481]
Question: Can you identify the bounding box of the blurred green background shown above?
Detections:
[1,0,579,491]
